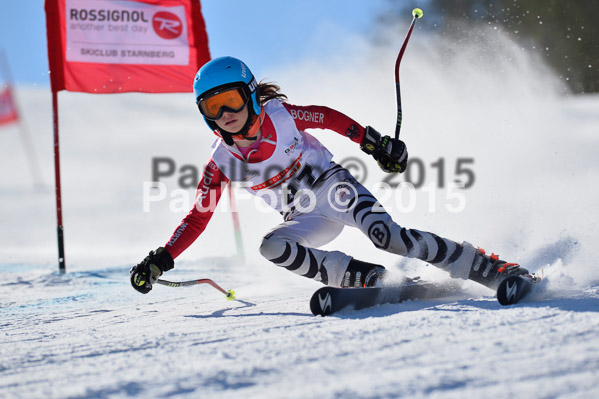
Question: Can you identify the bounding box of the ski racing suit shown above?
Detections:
[164,99,479,287]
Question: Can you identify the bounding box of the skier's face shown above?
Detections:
[215,104,249,134]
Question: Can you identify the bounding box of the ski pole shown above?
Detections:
[394,8,423,139]
[156,278,236,300]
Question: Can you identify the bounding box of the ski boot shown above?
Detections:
[468,247,528,290]
[341,259,387,288]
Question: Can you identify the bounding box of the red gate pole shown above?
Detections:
[52,90,66,273]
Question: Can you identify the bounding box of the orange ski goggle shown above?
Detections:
[197,87,249,120]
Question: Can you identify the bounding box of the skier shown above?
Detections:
[130,56,528,294]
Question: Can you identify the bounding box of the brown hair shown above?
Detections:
[258,81,288,104]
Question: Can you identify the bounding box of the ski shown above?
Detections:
[310,287,382,316]
[496,274,542,306]
[310,278,461,317]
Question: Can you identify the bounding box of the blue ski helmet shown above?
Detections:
[193,57,261,129]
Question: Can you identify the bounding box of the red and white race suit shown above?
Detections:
[164,100,365,258]
[164,99,478,287]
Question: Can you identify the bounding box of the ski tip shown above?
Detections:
[310,287,333,316]
[496,275,534,306]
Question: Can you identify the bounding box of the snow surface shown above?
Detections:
[2,27,599,398]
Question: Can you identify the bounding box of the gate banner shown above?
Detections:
[45,0,210,93]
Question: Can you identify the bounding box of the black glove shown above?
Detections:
[130,247,174,294]
[360,126,408,173]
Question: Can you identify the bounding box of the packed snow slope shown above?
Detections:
[2,27,599,398]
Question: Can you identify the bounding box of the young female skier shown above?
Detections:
[130,56,527,293]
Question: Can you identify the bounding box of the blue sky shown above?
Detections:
[0,0,388,87]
